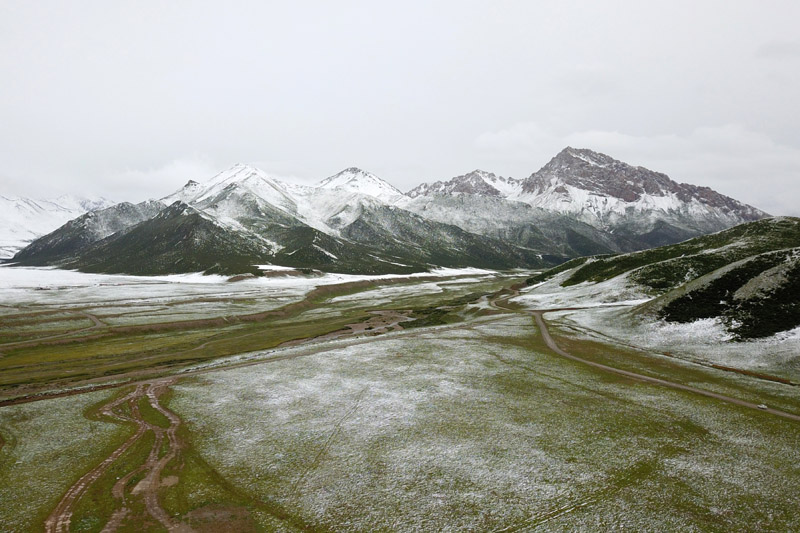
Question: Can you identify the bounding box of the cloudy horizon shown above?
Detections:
[2,1,799,215]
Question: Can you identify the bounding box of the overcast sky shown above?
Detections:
[1,1,799,214]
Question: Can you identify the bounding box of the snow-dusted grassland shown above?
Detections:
[1,264,799,530]
[170,313,800,531]
[0,266,513,407]
[0,389,127,532]
[0,266,316,326]
[514,267,800,382]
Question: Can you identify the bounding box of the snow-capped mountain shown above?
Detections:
[14,164,548,275]
[0,195,114,258]
[163,163,299,213]
[404,148,768,250]
[516,147,766,235]
[12,200,165,266]
[317,167,405,204]
[407,170,521,198]
[9,148,771,275]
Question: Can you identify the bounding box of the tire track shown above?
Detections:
[44,386,146,533]
[44,379,191,533]
[531,310,800,422]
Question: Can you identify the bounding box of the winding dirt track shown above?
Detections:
[487,286,800,422]
[531,310,800,422]
[32,278,800,531]
[44,378,190,533]
[0,310,106,349]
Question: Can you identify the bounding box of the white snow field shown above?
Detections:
[0,265,496,325]
[0,195,113,259]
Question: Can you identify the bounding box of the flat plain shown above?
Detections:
[1,265,798,532]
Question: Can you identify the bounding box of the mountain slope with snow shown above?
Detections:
[407,170,522,198]
[527,217,800,341]
[400,193,634,258]
[14,164,555,275]
[404,148,768,252]
[317,167,405,204]
[12,200,165,266]
[516,147,767,244]
[8,148,771,275]
[0,195,114,258]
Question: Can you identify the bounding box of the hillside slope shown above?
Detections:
[527,217,800,339]
[0,195,114,258]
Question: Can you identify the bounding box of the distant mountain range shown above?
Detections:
[0,195,114,258]
[7,148,769,275]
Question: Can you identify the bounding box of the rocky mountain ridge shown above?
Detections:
[8,148,770,275]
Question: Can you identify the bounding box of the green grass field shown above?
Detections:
[1,270,799,531]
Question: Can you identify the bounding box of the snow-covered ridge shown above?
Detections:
[5,148,770,271]
[158,148,765,236]
[0,195,114,258]
[514,147,767,220]
[403,148,767,238]
[316,167,404,204]
[406,170,522,199]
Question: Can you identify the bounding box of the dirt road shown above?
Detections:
[532,310,800,422]
[485,286,800,422]
[44,378,190,533]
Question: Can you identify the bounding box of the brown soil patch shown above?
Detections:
[184,505,257,533]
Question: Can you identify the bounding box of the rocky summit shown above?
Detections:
[9,148,769,275]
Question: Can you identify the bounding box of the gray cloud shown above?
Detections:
[1,1,799,215]
[756,40,800,60]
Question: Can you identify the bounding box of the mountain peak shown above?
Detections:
[51,195,116,213]
[213,163,273,183]
[406,169,521,198]
[548,147,618,169]
[519,148,767,223]
[317,168,404,203]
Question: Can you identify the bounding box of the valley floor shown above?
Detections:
[1,267,799,531]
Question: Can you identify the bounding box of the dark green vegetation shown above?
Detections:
[11,199,559,276]
[556,217,800,289]
[402,292,488,329]
[658,249,800,339]
[528,217,800,339]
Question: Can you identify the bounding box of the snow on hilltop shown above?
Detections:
[317,167,405,204]
[162,163,298,213]
[0,195,114,258]
[515,147,768,224]
[406,170,522,199]
[6,149,771,273]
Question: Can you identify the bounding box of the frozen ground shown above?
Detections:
[558,306,800,383]
[170,313,800,531]
[513,268,800,381]
[0,389,125,532]
[0,265,496,326]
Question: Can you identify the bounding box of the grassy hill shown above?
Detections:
[528,217,800,339]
